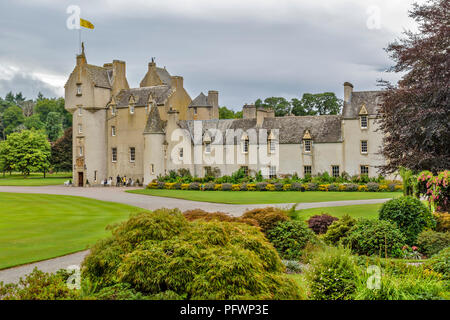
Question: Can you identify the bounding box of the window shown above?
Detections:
[242,138,249,153]
[304,139,311,152]
[78,107,82,116]
[241,166,249,176]
[130,147,135,162]
[111,106,116,115]
[304,165,312,176]
[205,142,211,154]
[179,148,184,159]
[130,105,135,114]
[332,165,340,178]
[78,124,82,134]
[361,140,368,154]
[361,165,369,175]
[94,170,97,182]
[360,115,368,129]
[76,84,82,96]
[193,107,197,115]
[268,139,276,153]
[112,148,117,162]
[111,126,116,136]
[150,164,155,175]
[204,166,211,176]
[79,146,83,156]
[269,166,277,179]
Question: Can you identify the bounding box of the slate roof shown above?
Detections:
[85,64,112,89]
[189,92,212,108]
[177,115,342,145]
[114,86,173,108]
[342,91,382,119]
[144,106,166,134]
[156,67,172,86]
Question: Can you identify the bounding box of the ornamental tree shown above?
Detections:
[0,129,51,177]
[378,0,450,173]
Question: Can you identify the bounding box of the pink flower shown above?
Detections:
[412,246,418,251]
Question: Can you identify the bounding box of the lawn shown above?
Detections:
[292,203,382,221]
[0,193,145,270]
[0,172,72,186]
[128,189,400,204]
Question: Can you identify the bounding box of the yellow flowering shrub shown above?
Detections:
[283,184,291,191]
[266,184,276,191]
[214,184,222,191]
[379,185,388,192]
[358,185,368,192]
[147,182,158,189]
[232,184,241,191]
[165,182,177,190]
[338,184,346,191]
[181,183,190,190]
[247,184,257,191]
[302,184,308,191]
[319,184,329,191]
[394,185,403,191]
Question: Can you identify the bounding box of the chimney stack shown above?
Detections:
[207,90,219,119]
[343,82,353,104]
[112,60,129,95]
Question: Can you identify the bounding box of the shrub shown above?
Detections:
[181,183,190,190]
[82,209,301,300]
[433,212,450,232]
[266,184,275,191]
[307,214,339,235]
[318,184,328,191]
[307,183,318,191]
[274,183,284,191]
[267,220,317,260]
[290,182,304,191]
[231,184,240,191]
[246,183,256,191]
[366,182,379,192]
[388,183,397,192]
[157,181,165,189]
[214,184,222,191]
[221,183,232,191]
[242,207,289,235]
[342,219,406,258]
[183,209,259,227]
[188,182,200,190]
[424,247,450,280]
[379,196,435,245]
[282,184,291,191]
[256,182,268,191]
[345,183,358,192]
[323,214,356,245]
[327,184,339,192]
[240,183,248,191]
[203,182,215,191]
[417,230,450,257]
[0,268,79,300]
[306,246,360,300]
[282,260,304,274]
[357,185,368,192]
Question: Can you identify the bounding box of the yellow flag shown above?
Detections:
[80,18,94,29]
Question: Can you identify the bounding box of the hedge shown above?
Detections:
[147,182,402,192]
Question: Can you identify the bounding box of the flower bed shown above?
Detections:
[147,181,402,192]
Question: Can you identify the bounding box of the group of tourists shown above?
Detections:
[100,175,137,187]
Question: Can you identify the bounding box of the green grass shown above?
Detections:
[292,203,383,221]
[0,172,72,186]
[128,189,400,204]
[0,193,145,270]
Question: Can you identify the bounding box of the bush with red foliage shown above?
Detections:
[307,214,339,235]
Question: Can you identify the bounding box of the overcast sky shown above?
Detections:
[0,0,424,109]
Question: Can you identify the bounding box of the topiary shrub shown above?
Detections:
[342,219,406,258]
[241,207,289,234]
[307,214,339,235]
[221,183,232,191]
[266,220,317,260]
[417,230,450,257]
[82,209,302,300]
[367,182,379,192]
[306,246,360,300]
[323,214,356,245]
[188,182,200,190]
[424,247,450,280]
[379,196,435,245]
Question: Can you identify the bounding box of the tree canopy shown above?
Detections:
[51,127,73,172]
[378,0,449,173]
[219,106,243,119]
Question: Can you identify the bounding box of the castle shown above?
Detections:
[65,46,387,186]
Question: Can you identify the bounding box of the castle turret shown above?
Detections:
[143,106,166,183]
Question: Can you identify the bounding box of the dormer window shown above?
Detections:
[78,107,82,116]
[205,142,211,154]
[129,95,136,114]
[268,131,276,154]
[76,84,82,96]
[359,104,368,129]
[302,130,312,153]
[193,107,198,115]
[129,105,135,114]
[111,106,116,115]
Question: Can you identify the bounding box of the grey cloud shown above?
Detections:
[0,73,60,100]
